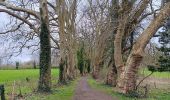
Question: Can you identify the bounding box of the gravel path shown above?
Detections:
[73,77,118,100]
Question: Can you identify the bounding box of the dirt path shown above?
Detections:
[73,77,118,100]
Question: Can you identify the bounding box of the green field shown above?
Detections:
[0,69,58,84]
[0,69,78,100]
[140,68,170,78]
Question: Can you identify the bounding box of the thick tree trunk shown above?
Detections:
[92,63,100,79]
[117,2,170,94]
[113,1,151,91]
[58,54,68,84]
[58,41,76,84]
[58,50,76,84]
[67,50,76,80]
[105,62,117,86]
[38,0,51,92]
[92,57,103,79]
[57,0,68,84]
[114,19,126,90]
[115,65,125,91]
[122,54,143,93]
[104,0,119,86]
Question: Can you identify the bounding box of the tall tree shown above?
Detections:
[56,0,78,84]
[83,0,112,79]
[105,0,119,86]
[38,0,51,92]
[114,0,170,94]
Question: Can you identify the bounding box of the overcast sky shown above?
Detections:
[0,12,34,64]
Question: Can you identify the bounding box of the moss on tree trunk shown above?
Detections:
[38,1,51,92]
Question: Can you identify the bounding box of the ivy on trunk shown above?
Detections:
[38,0,51,92]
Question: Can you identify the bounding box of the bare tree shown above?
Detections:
[56,0,78,84]
[0,0,59,55]
[105,0,119,86]
[81,0,112,79]
[0,0,56,92]
[113,0,170,94]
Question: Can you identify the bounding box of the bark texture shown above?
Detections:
[105,62,117,86]
[105,0,119,86]
[38,0,51,92]
[57,0,77,84]
[92,62,101,79]
[117,2,170,94]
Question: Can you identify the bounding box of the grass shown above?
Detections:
[87,77,133,100]
[140,68,170,78]
[148,89,170,100]
[0,69,79,100]
[0,69,58,84]
[25,79,79,100]
[87,76,170,100]
[1,68,169,100]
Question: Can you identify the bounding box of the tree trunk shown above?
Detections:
[105,62,117,86]
[57,0,68,84]
[58,53,68,84]
[105,0,119,87]
[114,19,126,90]
[38,0,51,92]
[117,2,170,94]
[115,65,125,92]
[67,50,76,80]
[57,0,77,84]
[58,49,76,84]
[0,85,5,100]
[92,63,100,79]
[122,54,143,93]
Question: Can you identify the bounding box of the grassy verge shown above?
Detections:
[0,69,79,100]
[87,76,170,100]
[87,77,133,100]
[25,79,79,100]
[148,89,170,100]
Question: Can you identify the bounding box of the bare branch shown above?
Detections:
[0,2,40,19]
[0,9,39,33]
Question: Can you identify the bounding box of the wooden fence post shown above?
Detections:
[0,85,5,100]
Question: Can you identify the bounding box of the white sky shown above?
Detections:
[0,13,34,64]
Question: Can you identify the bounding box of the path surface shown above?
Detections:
[73,77,117,100]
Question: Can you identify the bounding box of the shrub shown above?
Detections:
[147,65,157,72]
